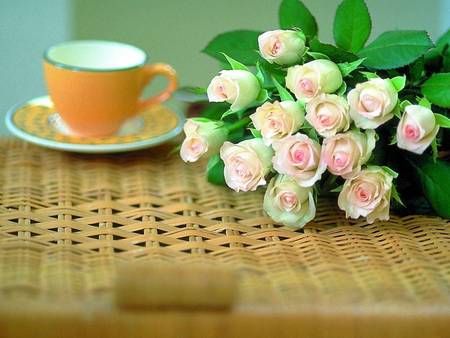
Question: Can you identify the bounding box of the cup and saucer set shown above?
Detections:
[6,40,184,153]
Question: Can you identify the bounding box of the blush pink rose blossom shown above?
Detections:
[397,105,439,154]
[272,133,325,187]
[320,130,376,178]
[220,138,273,192]
[338,166,394,224]
[258,29,306,65]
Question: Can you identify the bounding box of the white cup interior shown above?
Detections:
[45,40,147,71]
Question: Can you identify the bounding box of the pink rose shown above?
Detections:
[250,100,304,146]
[285,60,343,101]
[263,175,315,228]
[207,70,260,111]
[220,138,273,192]
[272,133,324,187]
[305,94,351,137]
[338,166,393,224]
[347,78,398,129]
[320,130,376,178]
[180,119,228,162]
[397,105,439,154]
[258,29,306,65]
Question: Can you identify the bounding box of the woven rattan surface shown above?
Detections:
[0,139,449,337]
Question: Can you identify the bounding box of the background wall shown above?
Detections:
[1,0,449,135]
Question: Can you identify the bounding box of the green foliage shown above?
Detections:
[174,87,208,103]
[358,30,433,69]
[206,155,226,186]
[407,155,450,218]
[221,53,249,71]
[421,73,450,108]
[338,58,365,77]
[333,0,371,53]
[203,30,261,65]
[272,76,295,101]
[279,0,318,38]
[309,38,358,63]
[390,75,406,92]
[434,113,450,128]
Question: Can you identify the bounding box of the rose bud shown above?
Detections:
[306,94,351,137]
[220,138,273,192]
[263,175,316,228]
[207,70,260,112]
[320,129,376,179]
[285,59,343,101]
[258,29,306,66]
[272,133,325,187]
[347,78,398,129]
[397,105,439,155]
[338,166,394,224]
[180,119,229,163]
[250,100,304,146]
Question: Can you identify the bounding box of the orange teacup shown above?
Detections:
[44,40,177,137]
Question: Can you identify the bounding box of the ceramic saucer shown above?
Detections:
[5,96,184,153]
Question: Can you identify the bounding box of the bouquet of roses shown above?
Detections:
[176,0,450,227]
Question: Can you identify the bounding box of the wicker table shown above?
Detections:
[0,139,449,337]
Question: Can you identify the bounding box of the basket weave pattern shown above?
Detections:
[0,139,449,312]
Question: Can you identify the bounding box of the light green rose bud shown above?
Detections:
[258,29,306,66]
[263,174,316,228]
[286,60,343,101]
[207,70,260,112]
[180,119,228,163]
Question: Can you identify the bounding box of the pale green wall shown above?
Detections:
[1,0,449,135]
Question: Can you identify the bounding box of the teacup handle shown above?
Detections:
[138,63,177,111]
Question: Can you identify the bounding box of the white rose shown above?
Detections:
[320,129,376,179]
[220,138,273,192]
[207,70,260,111]
[250,100,304,146]
[348,78,398,129]
[397,105,439,155]
[258,29,306,65]
[180,119,228,163]
[285,59,343,101]
[338,166,393,224]
[272,133,324,187]
[263,175,316,228]
[306,94,351,137]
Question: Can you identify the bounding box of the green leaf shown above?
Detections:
[407,155,450,218]
[306,51,330,60]
[173,87,208,103]
[279,0,318,38]
[309,38,358,63]
[203,30,261,65]
[409,56,425,83]
[336,81,347,96]
[422,73,450,108]
[435,113,450,128]
[381,166,399,178]
[338,58,365,77]
[391,184,405,207]
[333,0,371,53]
[272,76,295,101]
[330,185,343,193]
[249,128,262,138]
[389,134,397,145]
[358,30,433,69]
[392,103,402,118]
[400,99,412,110]
[221,53,249,71]
[200,103,229,120]
[390,75,406,92]
[206,155,226,186]
[435,29,450,55]
[431,138,438,162]
[418,97,431,109]
[360,71,379,79]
